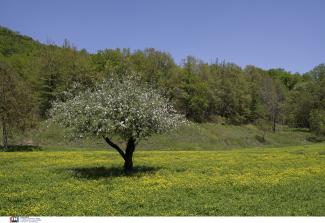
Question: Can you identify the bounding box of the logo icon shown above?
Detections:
[10,216,19,223]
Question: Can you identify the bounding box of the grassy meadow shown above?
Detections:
[11,123,317,151]
[0,143,325,216]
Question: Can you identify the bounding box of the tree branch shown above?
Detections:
[102,136,126,160]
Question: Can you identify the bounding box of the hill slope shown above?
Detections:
[0,26,43,57]
[8,123,317,151]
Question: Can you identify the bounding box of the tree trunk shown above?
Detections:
[124,137,135,172]
[102,136,136,172]
[272,114,276,133]
[2,118,8,149]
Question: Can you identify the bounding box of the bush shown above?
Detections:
[255,119,272,141]
[208,115,226,125]
[306,135,325,143]
[0,145,41,152]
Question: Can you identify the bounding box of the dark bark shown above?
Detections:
[124,137,135,172]
[272,111,276,133]
[2,118,8,149]
[102,136,125,160]
[102,136,136,172]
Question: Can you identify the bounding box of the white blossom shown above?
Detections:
[49,76,187,141]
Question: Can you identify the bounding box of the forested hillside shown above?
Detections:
[0,26,324,147]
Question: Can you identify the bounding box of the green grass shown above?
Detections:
[0,143,325,216]
[9,123,317,151]
[141,123,315,150]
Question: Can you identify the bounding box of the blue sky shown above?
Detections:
[0,0,324,73]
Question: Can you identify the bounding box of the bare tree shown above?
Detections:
[261,77,285,132]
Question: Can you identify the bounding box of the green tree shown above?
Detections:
[130,48,178,91]
[38,44,95,117]
[174,56,210,122]
[286,64,325,130]
[0,62,37,149]
[309,109,325,135]
[307,63,325,81]
[92,48,132,78]
[268,68,302,90]
[211,63,251,124]
[244,65,268,122]
[285,81,314,128]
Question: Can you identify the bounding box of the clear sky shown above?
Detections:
[0,0,324,73]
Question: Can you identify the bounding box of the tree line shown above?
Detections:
[0,26,324,147]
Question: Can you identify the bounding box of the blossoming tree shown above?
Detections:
[49,77,186,171]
